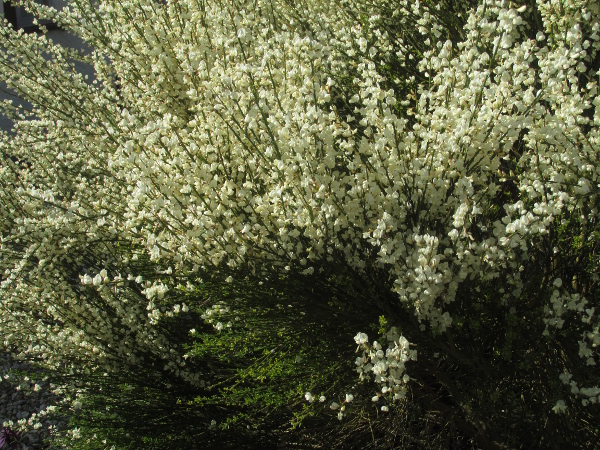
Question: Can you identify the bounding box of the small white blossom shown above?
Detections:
[552,400,567,414]
[354,332,369,345]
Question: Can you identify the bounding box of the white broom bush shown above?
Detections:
[1,0,599,448]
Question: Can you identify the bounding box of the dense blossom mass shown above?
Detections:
[1,0,599,448]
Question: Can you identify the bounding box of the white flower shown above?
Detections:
[381,405,389,412]
[93,274,102,286]
[354,332,369,345]
[319,395,326,403]
[552,400,567,414]
[305,392,315,403]
[330,402,340,410]
[345,393,354,403]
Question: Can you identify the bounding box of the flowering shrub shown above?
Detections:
[0,353,70,449]
[1,0,600,448]
[354,329,416,403]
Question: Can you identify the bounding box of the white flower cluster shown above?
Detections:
[354,329,416,405]
[201,303,234,332]
[304,392,327,404]
[0,354,70,447]
[305,391,353,420]
[0,0,599,423]
[545,278,600,410]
